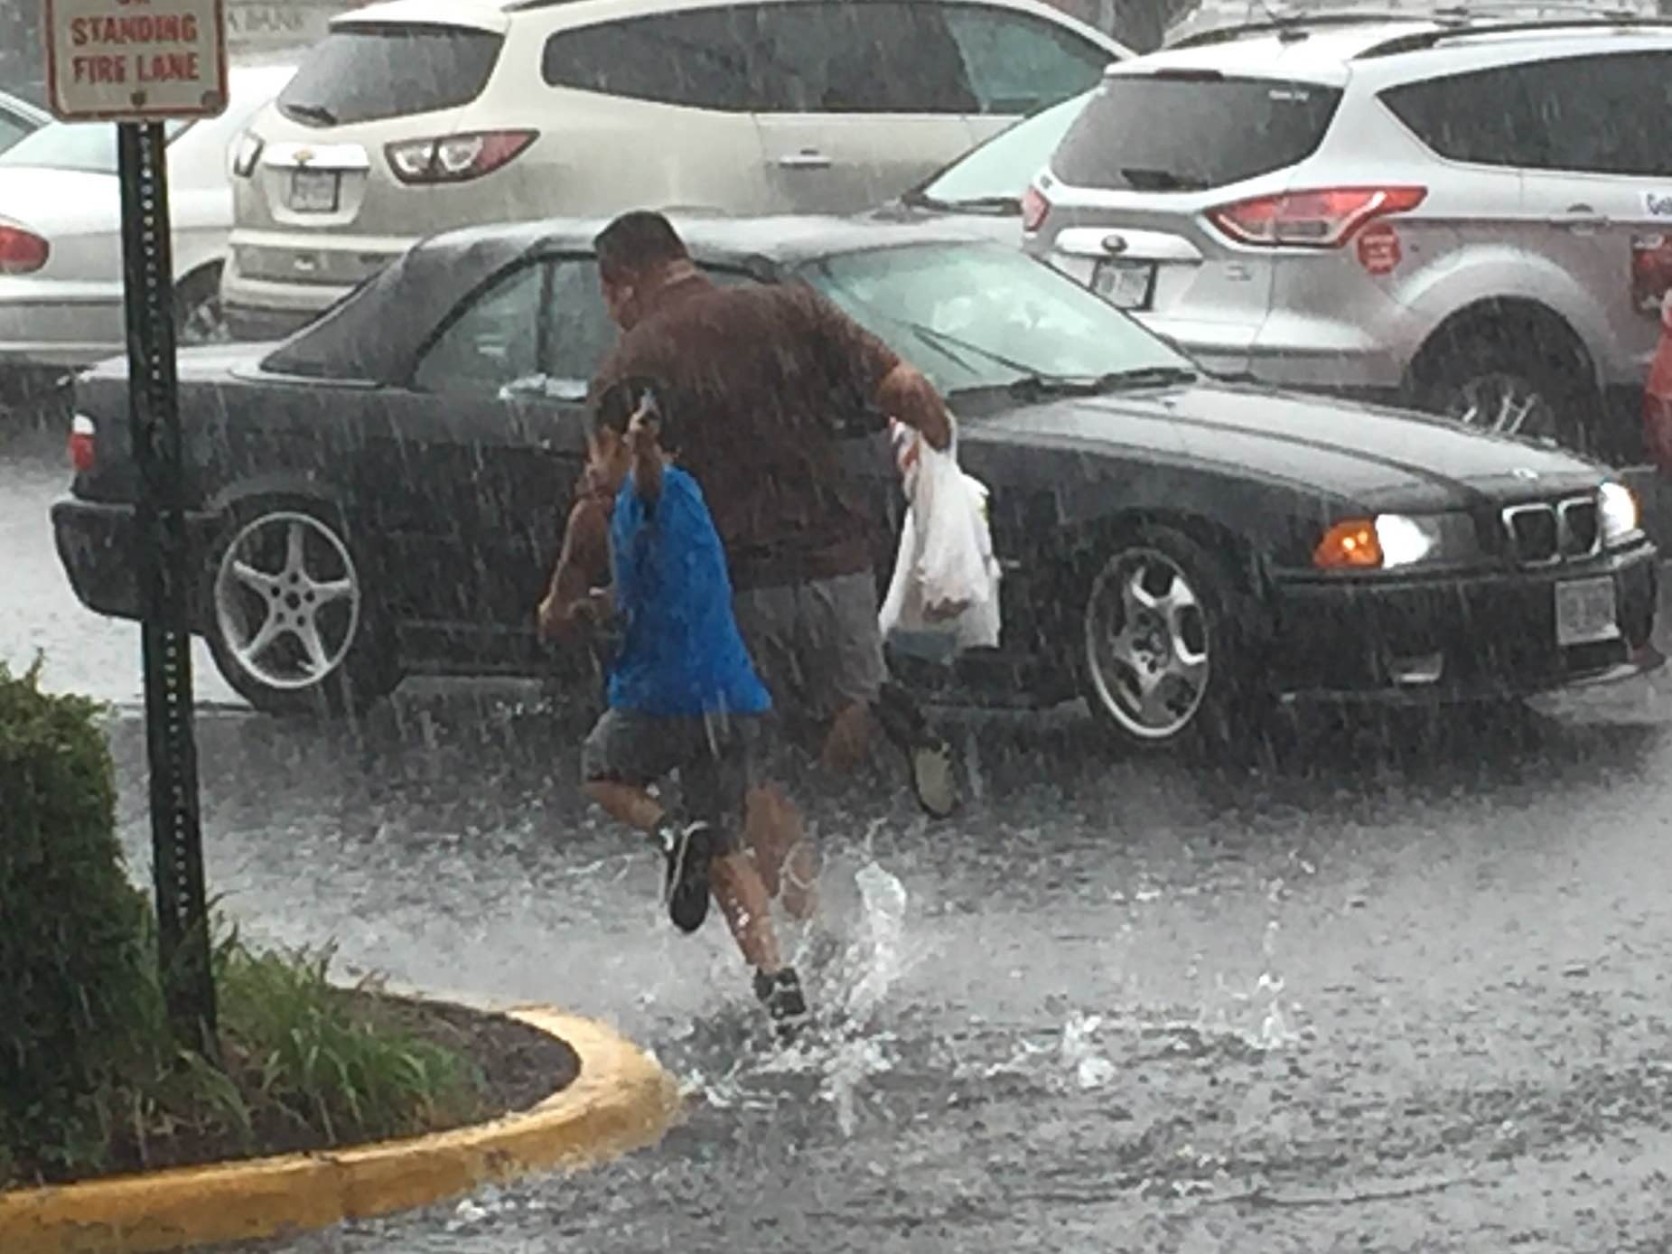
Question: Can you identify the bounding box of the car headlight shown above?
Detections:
[1313,513,1473,570]
[1598,480,1641,547]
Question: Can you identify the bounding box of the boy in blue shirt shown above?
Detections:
[569,383,808,1038]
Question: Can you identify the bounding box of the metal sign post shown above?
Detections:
[119,120,218,1055]
[44,0,229,1056]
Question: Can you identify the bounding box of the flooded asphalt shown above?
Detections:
[7,413,1672,1251]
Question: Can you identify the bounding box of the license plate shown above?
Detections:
[1555,576,1620,646]
[289,169,340,213]
[1092,259,1157,311]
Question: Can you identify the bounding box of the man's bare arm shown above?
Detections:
[877,362,953,451]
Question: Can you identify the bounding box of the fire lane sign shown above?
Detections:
[44,0,228,122]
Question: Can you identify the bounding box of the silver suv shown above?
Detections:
[1023,14,1672,461]
[222,0,1126,340]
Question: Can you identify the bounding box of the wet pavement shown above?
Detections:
[7,413,1672,1251]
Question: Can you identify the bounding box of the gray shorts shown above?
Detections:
[581,709,762,843]
[732,569,886,753]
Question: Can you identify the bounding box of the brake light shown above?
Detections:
[1021,185,1050,233]
[1313,518,1382,569]
[230,129,263,178]
[1631,235,1672,317]
[1208,186,1427,249]
[68,414,95,474]
[385,130,538,185]
[0,222,49,274]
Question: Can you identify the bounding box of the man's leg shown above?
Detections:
[811,570,959,818]
[745,781,818,921]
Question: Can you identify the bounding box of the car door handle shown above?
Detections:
[777,150,832,170]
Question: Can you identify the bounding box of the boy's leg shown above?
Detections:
[689,716,809,1037]
[582,710,718,934]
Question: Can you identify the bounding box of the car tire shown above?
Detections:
[204,497,401,717]
[1412,318,1589,451]
[175,265,228,346]
[1076,524,1265,756]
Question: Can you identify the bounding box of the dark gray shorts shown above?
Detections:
[731,569,886,751]
[581,708,761,841]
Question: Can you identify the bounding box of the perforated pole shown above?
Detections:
[118,120,218,1056]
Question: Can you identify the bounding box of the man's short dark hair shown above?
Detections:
[594,211,689,284]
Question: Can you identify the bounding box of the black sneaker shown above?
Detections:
[657,820,717,934]
[873,683,960,819]
[754,967,810,1042]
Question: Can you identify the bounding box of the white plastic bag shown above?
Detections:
[879,420,1001,651]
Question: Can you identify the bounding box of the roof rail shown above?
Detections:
[1354,8,1672,55]
[1166,8,1441,49]
[1166,0,1659,50]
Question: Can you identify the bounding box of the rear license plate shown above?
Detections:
[1091,259,1157,311]
[1555,576,1620,646]
[289,169,340,213]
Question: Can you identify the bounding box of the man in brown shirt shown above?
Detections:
[585,211,959,917]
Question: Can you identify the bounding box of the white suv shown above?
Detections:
[222,0,1127,339]
[1023,15,1672,462]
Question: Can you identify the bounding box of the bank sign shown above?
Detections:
[44,0,228,121]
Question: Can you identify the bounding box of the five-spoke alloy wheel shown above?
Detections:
[206,501,399,715]
[1078,526,1255,753]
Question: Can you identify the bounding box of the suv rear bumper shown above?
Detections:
[221,255,355,342]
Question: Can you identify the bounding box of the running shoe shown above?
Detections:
[874,682,960,819]
[754,967,811,1042]
[657,819,717,933]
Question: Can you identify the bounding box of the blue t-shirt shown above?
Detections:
[607,465,771,718]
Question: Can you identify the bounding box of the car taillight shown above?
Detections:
[0,221,49,274]
[1207,186,1427,249]
[69,415,95,474]
[230,129,264,178]
[1021,185,1050,233]
[385,130,538,185]
[1631,235,1672,317]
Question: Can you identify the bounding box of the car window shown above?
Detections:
[753,2,979,114]
[414,263,543,396]
[541,259,617,396]
[1052,73,1342,191]
[940,5,1111,115]
[1381,51,1672,178]
[0,110,29,155]
[278,24,503,127]
[918,91,1090,205]
[800,242,1189,396]
[541,8,764,112]
[0,117,189,172]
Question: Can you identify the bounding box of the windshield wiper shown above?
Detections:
[281,102,337,126]
[1006,365,1199,400]
[905,320,1037,377]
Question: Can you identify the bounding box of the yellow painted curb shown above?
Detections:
[0,1005,683,1254]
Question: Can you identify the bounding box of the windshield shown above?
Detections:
[1052,73,1341,191]
[0,118,188,172]
[915,91,1091,209]
[800,242,1192,397]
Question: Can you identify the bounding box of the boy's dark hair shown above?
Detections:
[594,212,689,285]
[593,375,682,454]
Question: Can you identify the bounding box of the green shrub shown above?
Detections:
[0,659,154,1176]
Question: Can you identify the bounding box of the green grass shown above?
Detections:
[4,926,488,1187]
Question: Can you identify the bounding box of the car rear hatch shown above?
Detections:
[230,7,511,293]
[1031,66,1345,361]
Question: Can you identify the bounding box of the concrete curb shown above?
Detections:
[0,1006,682,1254]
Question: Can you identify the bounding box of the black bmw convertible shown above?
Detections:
[51,216,1661,752]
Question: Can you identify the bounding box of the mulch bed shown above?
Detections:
[70,994,579,1185]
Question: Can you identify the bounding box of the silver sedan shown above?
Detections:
[0,61,294,373]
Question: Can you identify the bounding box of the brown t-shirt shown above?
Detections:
[590,273,901,591]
